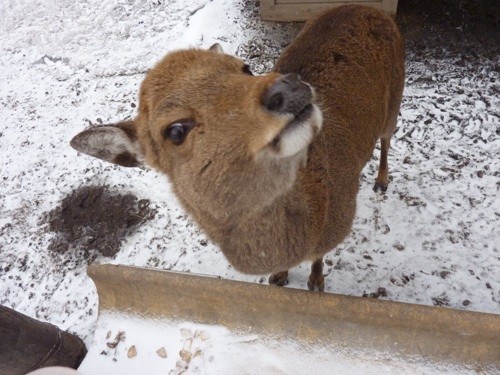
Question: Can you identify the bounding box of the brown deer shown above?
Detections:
[71,5,405,291]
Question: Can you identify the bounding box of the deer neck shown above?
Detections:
[196,156,303,223]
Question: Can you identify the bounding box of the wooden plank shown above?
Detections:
[276,0,376,4]
[261,0,398,22]
[381,0,398,13]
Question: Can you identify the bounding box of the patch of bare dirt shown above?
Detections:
[45,185,156,259]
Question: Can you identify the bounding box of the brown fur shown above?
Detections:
[71,5,405,287]
[269,6,405,284]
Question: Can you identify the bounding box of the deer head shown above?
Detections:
[71,44,323,223]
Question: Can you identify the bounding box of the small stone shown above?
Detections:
[462,300,471,306]
[200,331,210,341]
[179,349,192,363]
[127,345,137,358]
[106,341,118,349]
[394,244,404,251]
[156,347,167,358]
[107,331,125,349]
[440,270,450,279]
[377,287,388,297]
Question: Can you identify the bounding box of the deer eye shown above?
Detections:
[242,64,253,76]
[163,120,195,144]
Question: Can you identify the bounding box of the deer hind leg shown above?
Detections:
[307,258,325,291]
[374,71,403,193]
[269,270,289,286]
[373,137,391,193]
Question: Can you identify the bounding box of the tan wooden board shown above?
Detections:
[261,0,398,21]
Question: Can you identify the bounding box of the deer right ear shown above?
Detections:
[209,43,223,53]
[70,121,144,167]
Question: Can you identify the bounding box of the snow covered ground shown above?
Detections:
[0,0,498,365]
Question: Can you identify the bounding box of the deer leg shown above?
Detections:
[269,270,289,286]
[307,258,325,291]
[373,137,390,193]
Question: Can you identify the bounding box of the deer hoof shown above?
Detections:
[373,181,388,193]
[307,276,325,292]
[269,271,289,286]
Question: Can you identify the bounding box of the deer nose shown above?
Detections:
[262,73,313,116]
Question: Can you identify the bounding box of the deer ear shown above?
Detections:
[70,121,144,167]
[209,43,223,53]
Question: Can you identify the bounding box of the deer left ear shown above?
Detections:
[209,43,223,53]
[70,120,144,167]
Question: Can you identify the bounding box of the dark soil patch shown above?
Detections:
[45,185,156,258]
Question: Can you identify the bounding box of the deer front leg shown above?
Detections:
[307,258,325,291]
[269,270,289,286]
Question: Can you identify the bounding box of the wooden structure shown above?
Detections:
[0,306,87,375]
[261,0,399,21]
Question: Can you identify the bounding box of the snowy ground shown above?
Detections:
[0,0,499,362]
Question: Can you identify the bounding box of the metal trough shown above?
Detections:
[88,264,500,372]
